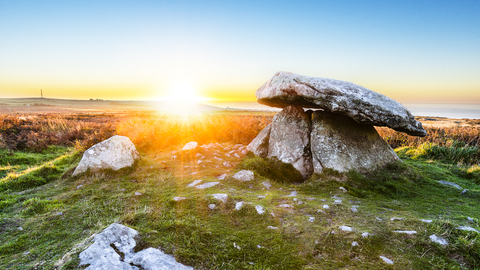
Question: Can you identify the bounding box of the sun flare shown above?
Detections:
[160,82,207,115]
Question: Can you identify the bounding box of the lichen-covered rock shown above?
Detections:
[268,106,313,179]
[73,135,140,176]
[246,124,271,157]
[79,223,192,270]
[256,71,426,136]
[311,111,400,173]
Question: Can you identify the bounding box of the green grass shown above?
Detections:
[0,143,479,269]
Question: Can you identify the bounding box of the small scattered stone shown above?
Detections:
[438,180,463,190]
[339,187,347,193]
[173,197,187,201]
[24,251,31,255]
[323,205,329,209]
[217,173,227,180]
[351,241,359,247]
[225,153,231,157]
[429,234,448,246]
[235,202,244,210]
[197,160,203,164]
[362,232,371,238]
[56,212,63,216]
[333,199,342,204]
[380,256,394,265]
[233,242,241,250]
[267,226,279,230]
[208,204,216,210]
[134,192,142,196]
[308,217,315,223]
[306,197,316,201]
[390,217,404,221]
[76,185,83,189]
[376,217,383,221]
[257,195,266,199]
[18,227,23,231]
[461,189,468,194]
[393,230,417,235]
[232,170,255,181]
[279,204,292,208]
[214,156,223,161]
[195,182,220,189]
[257,245,262,248]
[421,219,433,223]
[255,205,265,214]
[171,155,177,159]
[339,226,353,232]
[195,153,202,158]
[286,191,297,197]
[262,181,272,189]
[187,180,202,187]
[351,207,358,213]
[211,194,228,203]
[317,209,326,214]
[467,217,474,222]
[457,226,479,233]
[234,153,240,158]
[223,161,233,167]
[182,141,198,151]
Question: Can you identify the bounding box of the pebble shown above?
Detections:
[235,202,244,210]
[208,204,216,210]
[187,180,202,187]
[279,204,292,208]
[421,219,433,223]
[197,160,203,164]
[262,181,272,189]
[195,182,220,189]
[390,217,404,221]
[323,205,329,209]
[380,256,394,265]
[351,241,359,247]
[211,194,228,203]
[393,230,417,235]
[333,199,342,204]
[173,197,187,201]
[351,207,358,213]
[223,161,233,168]
[286,191,297,197]
[457,226,479,233]
[233,242,241,250]
[255,205,265,214]
[18,227,23,231]
[429,234,448,246]
[56,212,63,216]
[76,185,83,189]
[362,232,371,238]
[267,226,279,230]
[134,192,142,196]
[308,217,315,223]
[339,226,353,232]
[217,173,227,180]
[467,217,474,222]
[257,195,266,199]
[438,180,463,190]
[339,187,347,193]
[306,197,316,201]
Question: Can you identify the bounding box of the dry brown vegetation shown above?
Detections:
[1,113,479,153]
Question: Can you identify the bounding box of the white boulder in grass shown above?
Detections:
[182,141,198,151]
[232,170,255,181]
[79,223,192,270]
[73,136,140,176]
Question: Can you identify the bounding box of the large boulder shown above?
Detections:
[246,124,271,157]
[268,105,313,179]
[256,71,426,137]
[73,135,140,176]
[311,111,400,173]
[79,223,192,270]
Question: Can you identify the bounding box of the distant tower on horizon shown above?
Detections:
[41,89,43,98]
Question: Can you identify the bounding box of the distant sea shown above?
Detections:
[204,102,480,119]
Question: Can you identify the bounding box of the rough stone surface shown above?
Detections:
[256,71,426,136]
[246,124,271,157]
[380,256,394,265]
[73,136,140,176]
[268,106,313,179]
[339,226,353,232]
[311,111,400,174]
[195,182,220,189]
[393,230,417,235]
[182,141,198,151]
[79,223,192,270]
[211,194,228,203]
[232,170,255,181]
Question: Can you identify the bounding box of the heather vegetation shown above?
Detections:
[0,112,479,269]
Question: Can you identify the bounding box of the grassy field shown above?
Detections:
[0,111,479,269]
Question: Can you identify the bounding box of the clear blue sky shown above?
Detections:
[0,0,479,103]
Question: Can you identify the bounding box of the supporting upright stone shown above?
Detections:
[268,106,313,179]
[311,111,400,173]
[246,124,271,158]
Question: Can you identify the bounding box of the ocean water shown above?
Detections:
[205,102,480,119]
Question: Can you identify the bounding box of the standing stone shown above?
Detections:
[268,106,313,179]
[246,124,271,157]
[311,111,400,173]
[73,136,140,176]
